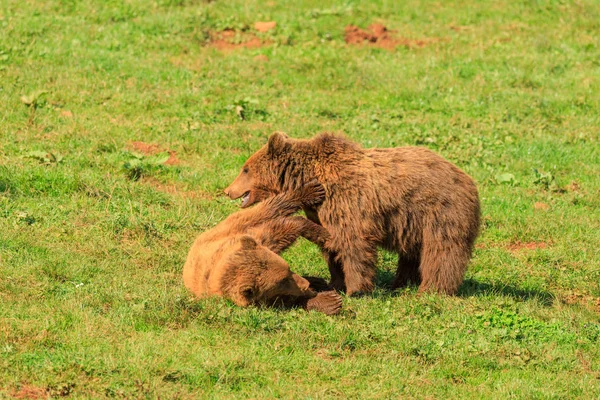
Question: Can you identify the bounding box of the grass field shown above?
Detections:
[1,0,600,398]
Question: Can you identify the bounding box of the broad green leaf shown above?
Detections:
[495,172,515,184]
[146,152,171,165]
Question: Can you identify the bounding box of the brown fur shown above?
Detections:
[225,132,480,296]
[183,182,339,310]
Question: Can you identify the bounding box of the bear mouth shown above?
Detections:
[240,191,253,208]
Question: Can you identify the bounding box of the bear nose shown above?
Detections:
[223,187,230,196]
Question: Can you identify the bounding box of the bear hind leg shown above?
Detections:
[418,242,470,295]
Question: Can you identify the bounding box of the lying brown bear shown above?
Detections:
[183,181,342,315]
[224,132,480,296]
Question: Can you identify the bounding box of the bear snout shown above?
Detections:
[223,185,241,200]
[223,181,248,201]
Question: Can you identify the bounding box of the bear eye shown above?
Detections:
[243,167,249,174]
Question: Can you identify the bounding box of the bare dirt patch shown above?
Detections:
[344,24,439,50]
[566,181,581,192]
[130,141,160,155]
[562,292,600,314]
[207,29,267,50]
[10,385,48,399]
[129,141,179,166]
[254,54,269,62]
[314,348,334,361]
[254,21,276,33]
[141,177,214,200]
[534,202,550,211]
[449,25,472,32]
[507,241,548,253]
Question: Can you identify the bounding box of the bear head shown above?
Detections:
[224,132,357,208]
[224,132,292,208]
[221,235,316,307]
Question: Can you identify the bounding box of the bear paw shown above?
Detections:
[298,179,326,207]
[305,291,343,315]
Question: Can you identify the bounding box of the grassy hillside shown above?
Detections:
[1,0,599,398]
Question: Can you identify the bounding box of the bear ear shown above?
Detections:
[231,286,254,307]
[240,286,255,300]
[267,132,289,156]
[239,235,257,250]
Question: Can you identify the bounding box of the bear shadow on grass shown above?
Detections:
[344,271,554,306]
[456,278,554,306]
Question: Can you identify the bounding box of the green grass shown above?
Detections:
[1,0,599,398]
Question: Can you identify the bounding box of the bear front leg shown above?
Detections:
[224,190,302,233]
[295,179,326,209]
[302,207,345,291]
[247,220,303,254]
[338,245,378,296]
[325,251,346,292]
[293,218,349,292]
[258,193,304,220]
[256,180,325,222]
[254,217,331,254]
[290,217,331,250]
[247,216,321,254]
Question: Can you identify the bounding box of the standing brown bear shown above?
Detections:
[224,132,480,296]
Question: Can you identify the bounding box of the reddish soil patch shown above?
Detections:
[534,202,550,211]
[129,141,179,165]
[566,181,581,192]
[562,292,600,313]
[507,241,548,253]
[344,24,438,50]
[207,30,266,50]
[254,54,269,62]
[254,21,276,33]
[10,385,48,399]
[130,141,160,155]
[449,25,472,32]
[162,154,179,166]
[142,177,214,200]
[314,348,334,361]
[563,293,581,305]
